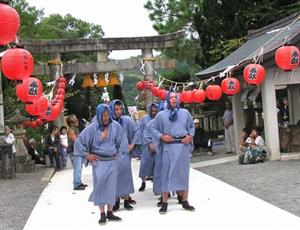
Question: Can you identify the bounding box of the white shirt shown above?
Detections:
[60,134,68,148]
[245,136,265,147]
[5,133,16,153]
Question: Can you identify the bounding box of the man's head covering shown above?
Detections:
[96,103,112,130]
[147,102,159,119]
[193,119,200,124]
[109,99,125,125]
[166,91,180,122]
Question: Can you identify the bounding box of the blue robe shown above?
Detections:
[109,99,141,196]
[143,119,162,195]
[139,114,156,179]
[74,105,128,206]
[116,115,140,196]
[150,108,195,192]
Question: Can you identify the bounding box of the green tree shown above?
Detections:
[145,0,300,68]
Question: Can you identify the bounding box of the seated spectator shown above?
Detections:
[193,119,213,155]
[239,127,251,152]
[245,128,265,149]
[239,127,266,164]
[27,138,46,165]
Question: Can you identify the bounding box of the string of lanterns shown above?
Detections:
[136,16,300,104]
[0,2,66,128]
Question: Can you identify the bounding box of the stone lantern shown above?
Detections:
[5,109,35,173]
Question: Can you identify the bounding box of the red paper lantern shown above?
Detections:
[23,119,31,128]
[136,81,145,90]
[57,88,65,96]
[151,86,159,96]
[35,118,43,127]
[40,102,53,120]
[181,91,193,104]
[16,77,43,102]
[25,96,48,116]
[158,89,167,100]
[192,89,206,103]
[58,77,66,84]
[221,78,240,95]
[275,45,299,71]
[46,104,62,121]
[144,81,154,90]
[1,48,34,80]
[58,82,66,89]
[206,85,222,101]
[30,121,37,128]
[0,3,20,45]
[243,64,265,85]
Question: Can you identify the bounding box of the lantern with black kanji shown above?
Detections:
[181,91,193,104]
[1,48,34,80]
[16,77,43,102]
[221,77,240,95]
[192,89,206,103]
[243,64,265,85]
[275,45,299,71]
[0,3,20,45]
[206,85,222,101]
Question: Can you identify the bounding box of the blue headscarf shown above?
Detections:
[147,102,159,119]
[95,103,112,131]
[166,91,180,122]
[109,99,125,125]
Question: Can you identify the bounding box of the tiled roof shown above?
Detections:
[196,13,300,78]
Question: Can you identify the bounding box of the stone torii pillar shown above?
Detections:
[48,52,64,128]
[141,48,155,109]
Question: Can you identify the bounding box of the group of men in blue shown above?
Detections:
[74,91,195,225]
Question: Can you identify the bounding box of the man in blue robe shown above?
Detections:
[138,102,158,191]
[150,91,195,214]
[109,99,140,211]
[74,104,128,225]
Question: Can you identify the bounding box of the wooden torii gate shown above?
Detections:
[19,30,185,126]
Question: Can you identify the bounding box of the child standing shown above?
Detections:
[59,126,68,168]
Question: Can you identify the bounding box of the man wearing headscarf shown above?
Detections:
[138,102,159,191]
[109,99,140,211]
[74,104,128,225]
[150,91,195,214]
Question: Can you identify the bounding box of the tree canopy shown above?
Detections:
[145,0,300,68]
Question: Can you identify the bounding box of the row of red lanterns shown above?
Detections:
[24,77,66,123]
[0,3,66,126]
[137,77,240,104]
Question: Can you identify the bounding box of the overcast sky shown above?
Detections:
[26,0,158,59]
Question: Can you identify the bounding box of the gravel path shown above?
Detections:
[0,167,54,230]
[197,160,300,217]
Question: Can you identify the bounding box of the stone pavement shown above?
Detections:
[198,159,300,217]
[23,160,300,230]
[0,166,55,230]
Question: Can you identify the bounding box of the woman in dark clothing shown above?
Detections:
[45,125,61,170]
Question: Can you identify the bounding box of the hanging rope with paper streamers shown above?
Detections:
[137,14,300,103]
